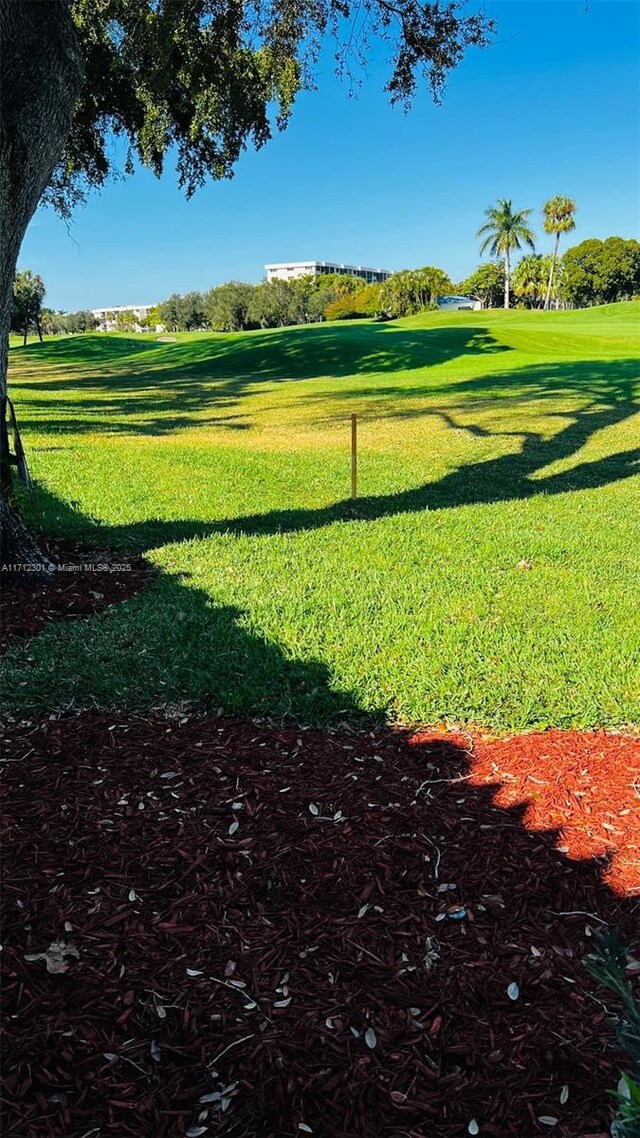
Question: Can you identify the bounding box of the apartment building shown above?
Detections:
[265,261,392,285]
[91,304,156,331]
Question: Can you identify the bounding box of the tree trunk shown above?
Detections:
[0,0,83,575]
[544,231,560,311]
[504,251,510,309]
[0,494,55,584]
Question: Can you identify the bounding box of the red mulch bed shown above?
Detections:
[1,715,639,1138]
[1,538,152,654]
[460,731,640,899]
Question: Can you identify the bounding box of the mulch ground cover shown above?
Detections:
[0,538,152,655]
[1,712,639,1138]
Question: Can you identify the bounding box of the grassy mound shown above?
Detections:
[3,303,639,728]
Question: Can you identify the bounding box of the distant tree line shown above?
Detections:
[150,268,461,331]
[149,274,386,333]
[457,238,640,310]
[147,237,640,331]
[152,267,460,330]
[42,309,98,334]
[471,195,640,309]
[13,235,640,344]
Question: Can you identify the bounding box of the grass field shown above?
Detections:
[3,303,639,728]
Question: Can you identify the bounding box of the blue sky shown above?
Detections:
[19,0,640,311]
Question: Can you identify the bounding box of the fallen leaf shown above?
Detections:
[618,1076,632,1101]
[24,940,80,975]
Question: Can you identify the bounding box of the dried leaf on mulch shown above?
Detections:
[23,940,80,974]
[1,714,638,1137]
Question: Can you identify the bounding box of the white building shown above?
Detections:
[265,261,392,285]
[91,304,156,331]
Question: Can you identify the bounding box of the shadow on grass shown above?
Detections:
[207,395,639,538]
[11,325,639,442]
[10,333,165,363]
[17,352,639,554]
[12,323,511,435]
[54,390,634,546]
[7,484,378,727]
[300,355,640,420]
[7,364,638,726]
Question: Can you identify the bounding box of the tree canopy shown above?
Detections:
[11,270,46,345]
[543,195,577,242]
[46,0,495,215]
[458,262,505,308]
[560,238,640,308]
[379,266,452,318]
[206,282,256,332]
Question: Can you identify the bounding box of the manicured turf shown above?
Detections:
[3,304,639,728]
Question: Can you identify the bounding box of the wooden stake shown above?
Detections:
[351,413,357,500]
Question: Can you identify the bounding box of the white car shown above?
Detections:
[437,295,482,311]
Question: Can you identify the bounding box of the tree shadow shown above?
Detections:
[12,334,164,362]
[194,394,640,538]
[11,322,510,436]
[1,703,639,1137]
[16,353,639,552]
[298,354,639,421]
[5,484,378,726]
[10,330,638,449]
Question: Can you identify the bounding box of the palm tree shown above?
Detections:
[542,195,576,310]
[512,253,552,309]
[476,200,536,309]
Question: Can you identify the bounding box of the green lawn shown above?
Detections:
[3,303,639,729]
